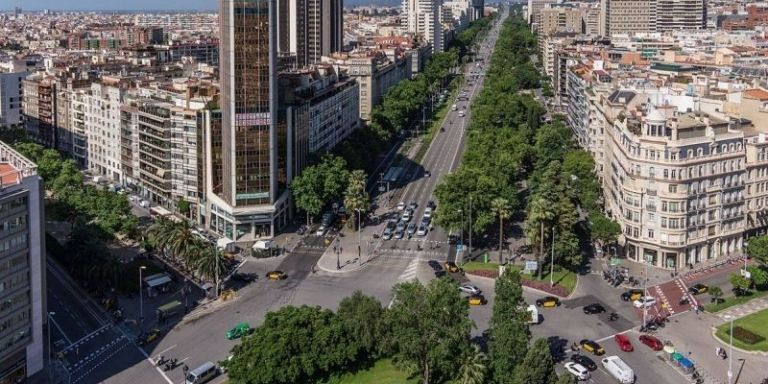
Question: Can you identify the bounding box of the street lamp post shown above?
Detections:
[725,315,734,384]
[642,259,649,328]
[335,239,342,270]
[356,208,362,265]
[139,265,146,328]
[457,209,464,246]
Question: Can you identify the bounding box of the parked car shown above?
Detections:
[571,355,597,371]
[688,283,709,295]
[583,303,606,315]
[427,200,436,209]
[394,229,405,239]
[315,225,328,236]
[638,334,664,351]
[633,296,657,308]
[406,223,416,236]
[579,339,605,356]
[408,201,418,211]
[564,362,590,381]
[137,328,161,346]
[536,296,561,308]
[397,201,406,211]
[614,333,634,352]
[423,207,433,218]
[266,271,287,281]
[459,284,482,295]
[416,224,428,237]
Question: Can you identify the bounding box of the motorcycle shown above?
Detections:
[679,297,690,306]
[156,355,167,366]
[609,312,619,321]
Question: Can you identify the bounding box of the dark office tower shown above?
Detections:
[309,0,343,63]
[208,0,290,239]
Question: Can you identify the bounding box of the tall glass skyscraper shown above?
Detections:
[207,0,289,239]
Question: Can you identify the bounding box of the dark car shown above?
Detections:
[570,355,597,371]
[688,283,709,295]
[536,296,561,308]
[230,272,256,283]
[427,200,436,210]
[583,303,606,315]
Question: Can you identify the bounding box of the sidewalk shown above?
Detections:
[715,296,768,321]
[316,225,379,274]
[658,311,768,384]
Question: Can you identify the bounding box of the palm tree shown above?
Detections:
[165,220,198,264]
[190,239,228,297]
[146,217,175,255]
[491,197,511,265]
[455,345,487,384]
[344,170,370,229]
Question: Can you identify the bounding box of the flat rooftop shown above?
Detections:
[0,163,21,187]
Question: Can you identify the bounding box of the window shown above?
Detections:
[647,229,655,239]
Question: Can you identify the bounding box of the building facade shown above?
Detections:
[207,0,290,240]
[0,141,45,384]
[0,69,26,128]
[402,0,444,52]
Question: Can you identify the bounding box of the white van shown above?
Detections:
[452,104,458,111]
[185,361,218,384]
[601,356,634,384]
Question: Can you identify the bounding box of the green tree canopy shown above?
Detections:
[383,278,473,384]
[489,268,530,384]
[512,338,556,384]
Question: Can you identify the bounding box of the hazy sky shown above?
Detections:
[14,1,218,11]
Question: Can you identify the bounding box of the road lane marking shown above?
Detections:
[154,344,178,361]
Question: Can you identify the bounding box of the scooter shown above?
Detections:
[609,312,619,321]
[156,355,167,366]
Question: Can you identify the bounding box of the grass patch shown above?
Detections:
[331,359,418,384]
[715,308,768,351]
[462,261,500,272]
[705,289,768,313]
[511,264,578,295]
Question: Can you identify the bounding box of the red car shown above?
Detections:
[614,333,634,352]
[639,334,664,351]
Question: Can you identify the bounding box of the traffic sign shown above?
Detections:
[524,261,538,273]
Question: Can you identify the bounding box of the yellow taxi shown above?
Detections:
[266,271,287,281]
[621,289,644,302]
[579,339,605,356]
[468,294,487,306]
[535,296,561,308]
[444,261,460,273]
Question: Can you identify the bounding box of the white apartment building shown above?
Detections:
[85,82,125,182]
[590,89,749,269]
[308,82,360,152]
[0,68,26,127]
[402,0,444,52]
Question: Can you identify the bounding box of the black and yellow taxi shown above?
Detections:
[266,270,287,281]
[621,289,644,302]
[535,296,561,308]
[468,294,487,306]
[688,283,709,295]
[444,261,460,273]
[579,339,606,356]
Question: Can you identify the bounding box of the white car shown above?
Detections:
[459,284,481,295]
[423,207,433,218]
[416,224,428,237]
[459,111,466,117]
[633,296,657,308]
[397,201,406,211]
[564,362,590,381]
[315,225,327,236]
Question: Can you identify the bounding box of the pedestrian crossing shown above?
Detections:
[397,259,420,283]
